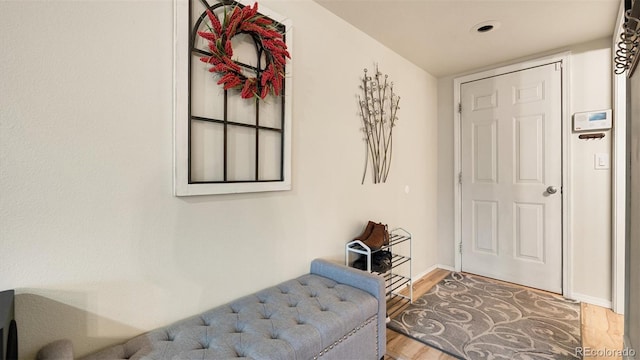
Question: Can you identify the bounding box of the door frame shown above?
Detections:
[453,53,572,298]
[611,0,627,315]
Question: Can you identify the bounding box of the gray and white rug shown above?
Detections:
[387,272,582,360]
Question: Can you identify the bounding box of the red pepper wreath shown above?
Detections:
[198,2,290,99]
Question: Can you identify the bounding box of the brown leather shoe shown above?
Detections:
[383,223,389,246]
[354,221,375,242]
[363,223,388,250]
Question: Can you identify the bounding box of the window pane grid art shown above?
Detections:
[174,0,292,195]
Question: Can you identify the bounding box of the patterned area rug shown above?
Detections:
[388,273,582,360]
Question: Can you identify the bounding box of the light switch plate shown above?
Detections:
[594,153,609,170]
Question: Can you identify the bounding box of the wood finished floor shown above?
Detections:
[384,269,625,360]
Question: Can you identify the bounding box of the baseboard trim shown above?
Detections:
[571,292,612,309]
[414,264,439,281]
[414,264,456,282]
[437,264,456,272]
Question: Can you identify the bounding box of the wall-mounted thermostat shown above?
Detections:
[573,109,612,132]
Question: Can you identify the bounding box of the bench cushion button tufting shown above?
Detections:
[66,272,381,360]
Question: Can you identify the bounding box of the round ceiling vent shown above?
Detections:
[471,21,501,34]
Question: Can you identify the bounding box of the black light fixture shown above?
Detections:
[471,21,501,34]
[615,0,640,77]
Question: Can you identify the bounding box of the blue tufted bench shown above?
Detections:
[37,259,386,360]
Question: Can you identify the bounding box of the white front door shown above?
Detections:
[460,63,563,293]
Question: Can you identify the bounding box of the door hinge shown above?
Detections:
[555,62,562,71]
[458,242,463,254]
[458,103,462,113]
[458,172,462,184]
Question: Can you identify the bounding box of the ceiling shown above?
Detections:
[314,0,621,77]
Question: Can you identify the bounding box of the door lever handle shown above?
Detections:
[546,186,558,194]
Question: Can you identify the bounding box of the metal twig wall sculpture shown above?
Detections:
[615,0,640,77]
[358,65,400,184]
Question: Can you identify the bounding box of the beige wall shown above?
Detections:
[0,1,439,358]
[568,39,613,305]
[437,38,613,305]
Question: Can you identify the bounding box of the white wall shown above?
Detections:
[0,1,439,358]
[568,39,613,305]
[437,38,613,305]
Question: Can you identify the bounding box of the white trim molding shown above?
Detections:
[414,264,457,285]
[611,0,627,315]
[414,265,439,283]
[572,292,613,309]
[453,53,573,298]
[436,264,456,272]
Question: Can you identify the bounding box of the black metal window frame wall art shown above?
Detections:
[174,0,292,196]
